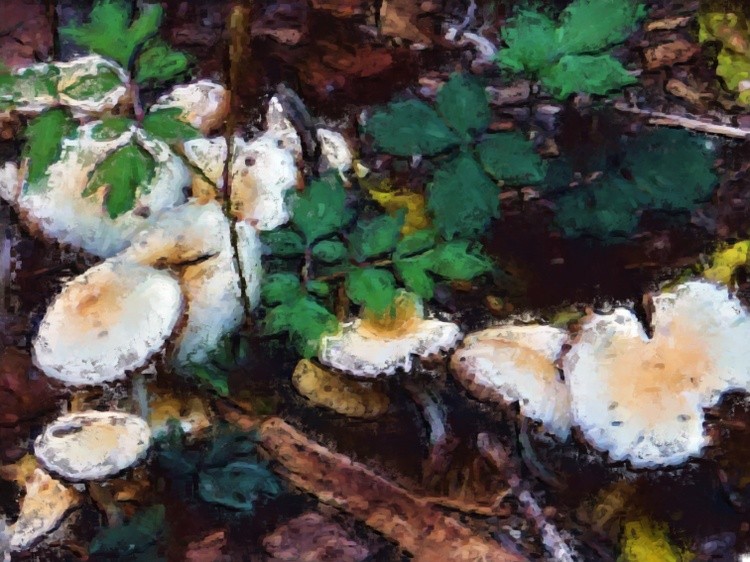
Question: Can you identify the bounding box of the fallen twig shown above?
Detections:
[614,103,750,139]
[258,417,527,562]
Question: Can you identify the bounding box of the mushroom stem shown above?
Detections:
[131,371,150,420]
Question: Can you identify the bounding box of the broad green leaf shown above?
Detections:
[427,153,500,239]
[497,10,559,73]
[89,505,164,556]
[189,363,229,396]
[311,240,348,264]
[261,229,305,257]
[60,66,123,101]
[556,0,645,55]
[91,116,133,140]
[142,107,201,143]
[436,73,490,139]
[395,258,435,299]
[199,461,281,511]
[290,173,350,244]
[261,273,302,306]
[347,212,404,262]
[395,229,436,258]
[366,100,460,157]
[541,54,636,99]
[136,39,191,85]
[554,182,640,240]
[306,280,331,297]
[475,132,547,184]
[426,240,493,280]
[83,143,156,218]
[345,268,397,314]
[263,296,339,357]
[23,109,76,190]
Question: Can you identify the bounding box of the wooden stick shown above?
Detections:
[258,417,527,562]
[614,103,750,139]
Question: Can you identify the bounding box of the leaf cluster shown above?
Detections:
[497,0,645,99]
[88,504,166,560]
[699,11,750,105]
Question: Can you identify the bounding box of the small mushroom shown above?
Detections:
[563,281,750,468]
[150,80,229,134]
[7,468,80,551]
[182,136,227,199]
[34,411,151,480]
[292,359,390,418]
[317,128,353,174]
[451,325,571,439]
[33,259,184,386]
[319,293,461,378]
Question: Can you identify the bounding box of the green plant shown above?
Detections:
[259,172,495,357]
[497,0,645,99]
[699,9,750,105]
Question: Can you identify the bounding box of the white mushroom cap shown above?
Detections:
[33,259,183,385]
[266,95,303,160]
[151,80,229,134]
[451,325,571,439]
[7,122,189,257]
[319,295,461,378]
[317,128,353,174]
[183,136,228,191]
[34,411,151,481]
[563,281,750,468]
[55,55,128,116]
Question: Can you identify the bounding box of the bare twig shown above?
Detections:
[258,417,527,562]
[614,103,750,140]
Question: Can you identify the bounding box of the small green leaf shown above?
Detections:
[347,212,404,262]
[263,296,339,357]
[426,240,493,280]
[60,66,123,101]
[83,143,156,218]
[366,100,460,157]
[23,109,76,191]
[555,0,645,55]
[311,240,348,264]
[475,132,547,185]
[436,73,491,140]
[306,280,331,297]
[198,462,281,511]
[142,107,201,144]
[261,229,305,257]
[89,504,165,556]
[395,258,435,299]
[497,10,559,74]
[91,116,133,140]
[554,182,641,240]
[427,153,500,239]
[345,268,397,314]
[135,39,191,85]
[261,273,302,306]
[290,173,351,244]
[395,229,436,258]
[541,54,636,99]
[189,363,229,396]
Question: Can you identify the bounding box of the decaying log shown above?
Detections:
[614,103,750,139]
[258,417,527,562]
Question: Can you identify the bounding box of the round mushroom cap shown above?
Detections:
[34,411,151,481]
[33,260,183,385]
[151,80,229,134]
[563,281,750,468]
[451,325,571,439]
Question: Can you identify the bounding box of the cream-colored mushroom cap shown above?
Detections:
[34,411,151,481]
[563,281,750,468]
[33,259,183,385]
[451,325,571,439]
[319,293,462,378]
[317,128,353,174]
[151,80,229,134]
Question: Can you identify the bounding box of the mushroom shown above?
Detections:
[150,80,229,134]
[450,325,571,439]
[317,128,353,174]
[34,411,151,480]
[318,292,461,378]
[3,122,189,257]
[292,359,390,419]
[33,259,184,386]
[563,281,750,468]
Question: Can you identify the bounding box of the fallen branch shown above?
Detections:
[614,103,750,139]
[258,417,527,562]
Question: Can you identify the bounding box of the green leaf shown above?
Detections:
[142,108,201,144]
[263,296,339,357]
[189,363,229,396]
[436,73,490,139]
[311,240,348,264]
[395,229,436,258]
[554,181,641,240]
[540,54,636,99]
[261,229,305,257]
[261,273,302,306]
[556,0,645,55]
[427,153,500,239]
[347,212,404,262]
[366,100,460,157]
[306,280,331,297]
[426,240,493,280]
[61,1,163,69]
[475,132,547,185]
[198,461,281,511]
[497,10,559,74]
[290,173,351,244]
[83,143,156,218]
[395,258,435,299]
[0,65,59,110]
[60,66,123,101]
[23,109,76,190]
[91,116,133,140]
[135,39,191,85]
[89,505,165,556]
[345,268,397,314]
